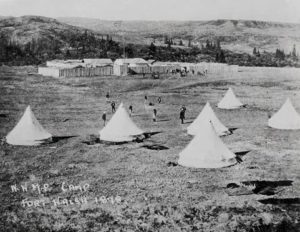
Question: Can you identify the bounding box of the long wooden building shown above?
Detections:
[38,59,114,78]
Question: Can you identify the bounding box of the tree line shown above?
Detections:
[0,30,299,67]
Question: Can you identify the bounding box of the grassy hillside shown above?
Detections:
[0,66,299,231]
[0,16,299,67]
[0,16,122,65]
[0,16,89,45]
[58,18,300,54]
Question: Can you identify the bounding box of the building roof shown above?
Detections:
[114,58,148,65]
[147,59,156,65]
[83,59,113,66]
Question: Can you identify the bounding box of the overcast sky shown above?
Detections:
[0,0,299,23]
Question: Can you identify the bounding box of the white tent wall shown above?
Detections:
[39,66,113,77]
[113,64,128,76]
[38,67,60,78]
[83,59,113,67]
[268,98,300,130]
[178,121,236,169]
[42,59,239,77]
[99,103,144,142]
[129,66,151,74]
[6,106,52,146]
[150,65,179,73]
[59,66,113,77]
[46,60,85,69]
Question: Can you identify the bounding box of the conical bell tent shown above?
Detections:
[268,98,300,130]
[218,87,244,109]
[6,106,52,146]
[99,103,144,142]
[187,102,230,136]
[178,121,237,168]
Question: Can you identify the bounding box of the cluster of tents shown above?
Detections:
[5,88,300,169]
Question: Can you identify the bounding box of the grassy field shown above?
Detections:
[0,66,300,232]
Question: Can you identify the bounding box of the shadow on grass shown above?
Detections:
[144,131,162,139]
[82,138,101,145]
[166,161,178,167]
[249,219,300,232]
[82,138,130,146]
[242,180,293,195]
[50,136,78,143]
[157,119,171,122]
[258,198,300,205]
[235,150,251,163]
[82,132,161,146]
[229,127,238,133]
[0,114,7,118]
[141,144,169,150]
[227,180,293,196]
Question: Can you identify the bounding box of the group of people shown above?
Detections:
[102,93,187,126]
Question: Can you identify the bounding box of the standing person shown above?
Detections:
[106,92,110,102]
[144,95,148,111]
[180,109,185,124]
[157,97,162,104]
[129,105,133,116]
[111,101,116,113]
[102,112,107,126]
[181,105,187,115]
[153,108,157,122]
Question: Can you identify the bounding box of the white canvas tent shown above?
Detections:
[268,98,300,130]
[187,102,230,136]
[178,121,236,168]
[218,88,244,109]
[6,106,52,146]
[99,103,144,142]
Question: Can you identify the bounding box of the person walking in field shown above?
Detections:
[181,105,187,115]
[129,105,133,116]
[180,105,187,124]
[153,108,157,122]
[102,112,107,126]
[111,101,116,113]
[157,97,162,104]
[180,109,185,124]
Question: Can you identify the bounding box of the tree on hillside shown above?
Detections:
[179,40,183,46]
[256,49,260,57]
[216,39,221,50]
[164,36,168,45]
[253,47,257,55]
[64,49,72,59]
[167,41,171,49]
[275,49,285,60]
[188,39,192,47]
[125,44,134,58]
[215,52,219,62]
[206,39,210,49]
[149,42,156,56]
[292,44,297,60]
[219,50,226,63]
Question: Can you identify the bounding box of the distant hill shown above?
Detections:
[0,15,95,45]
[0,16,299,67]
[58,17,300,54]
[0,16,121,65]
